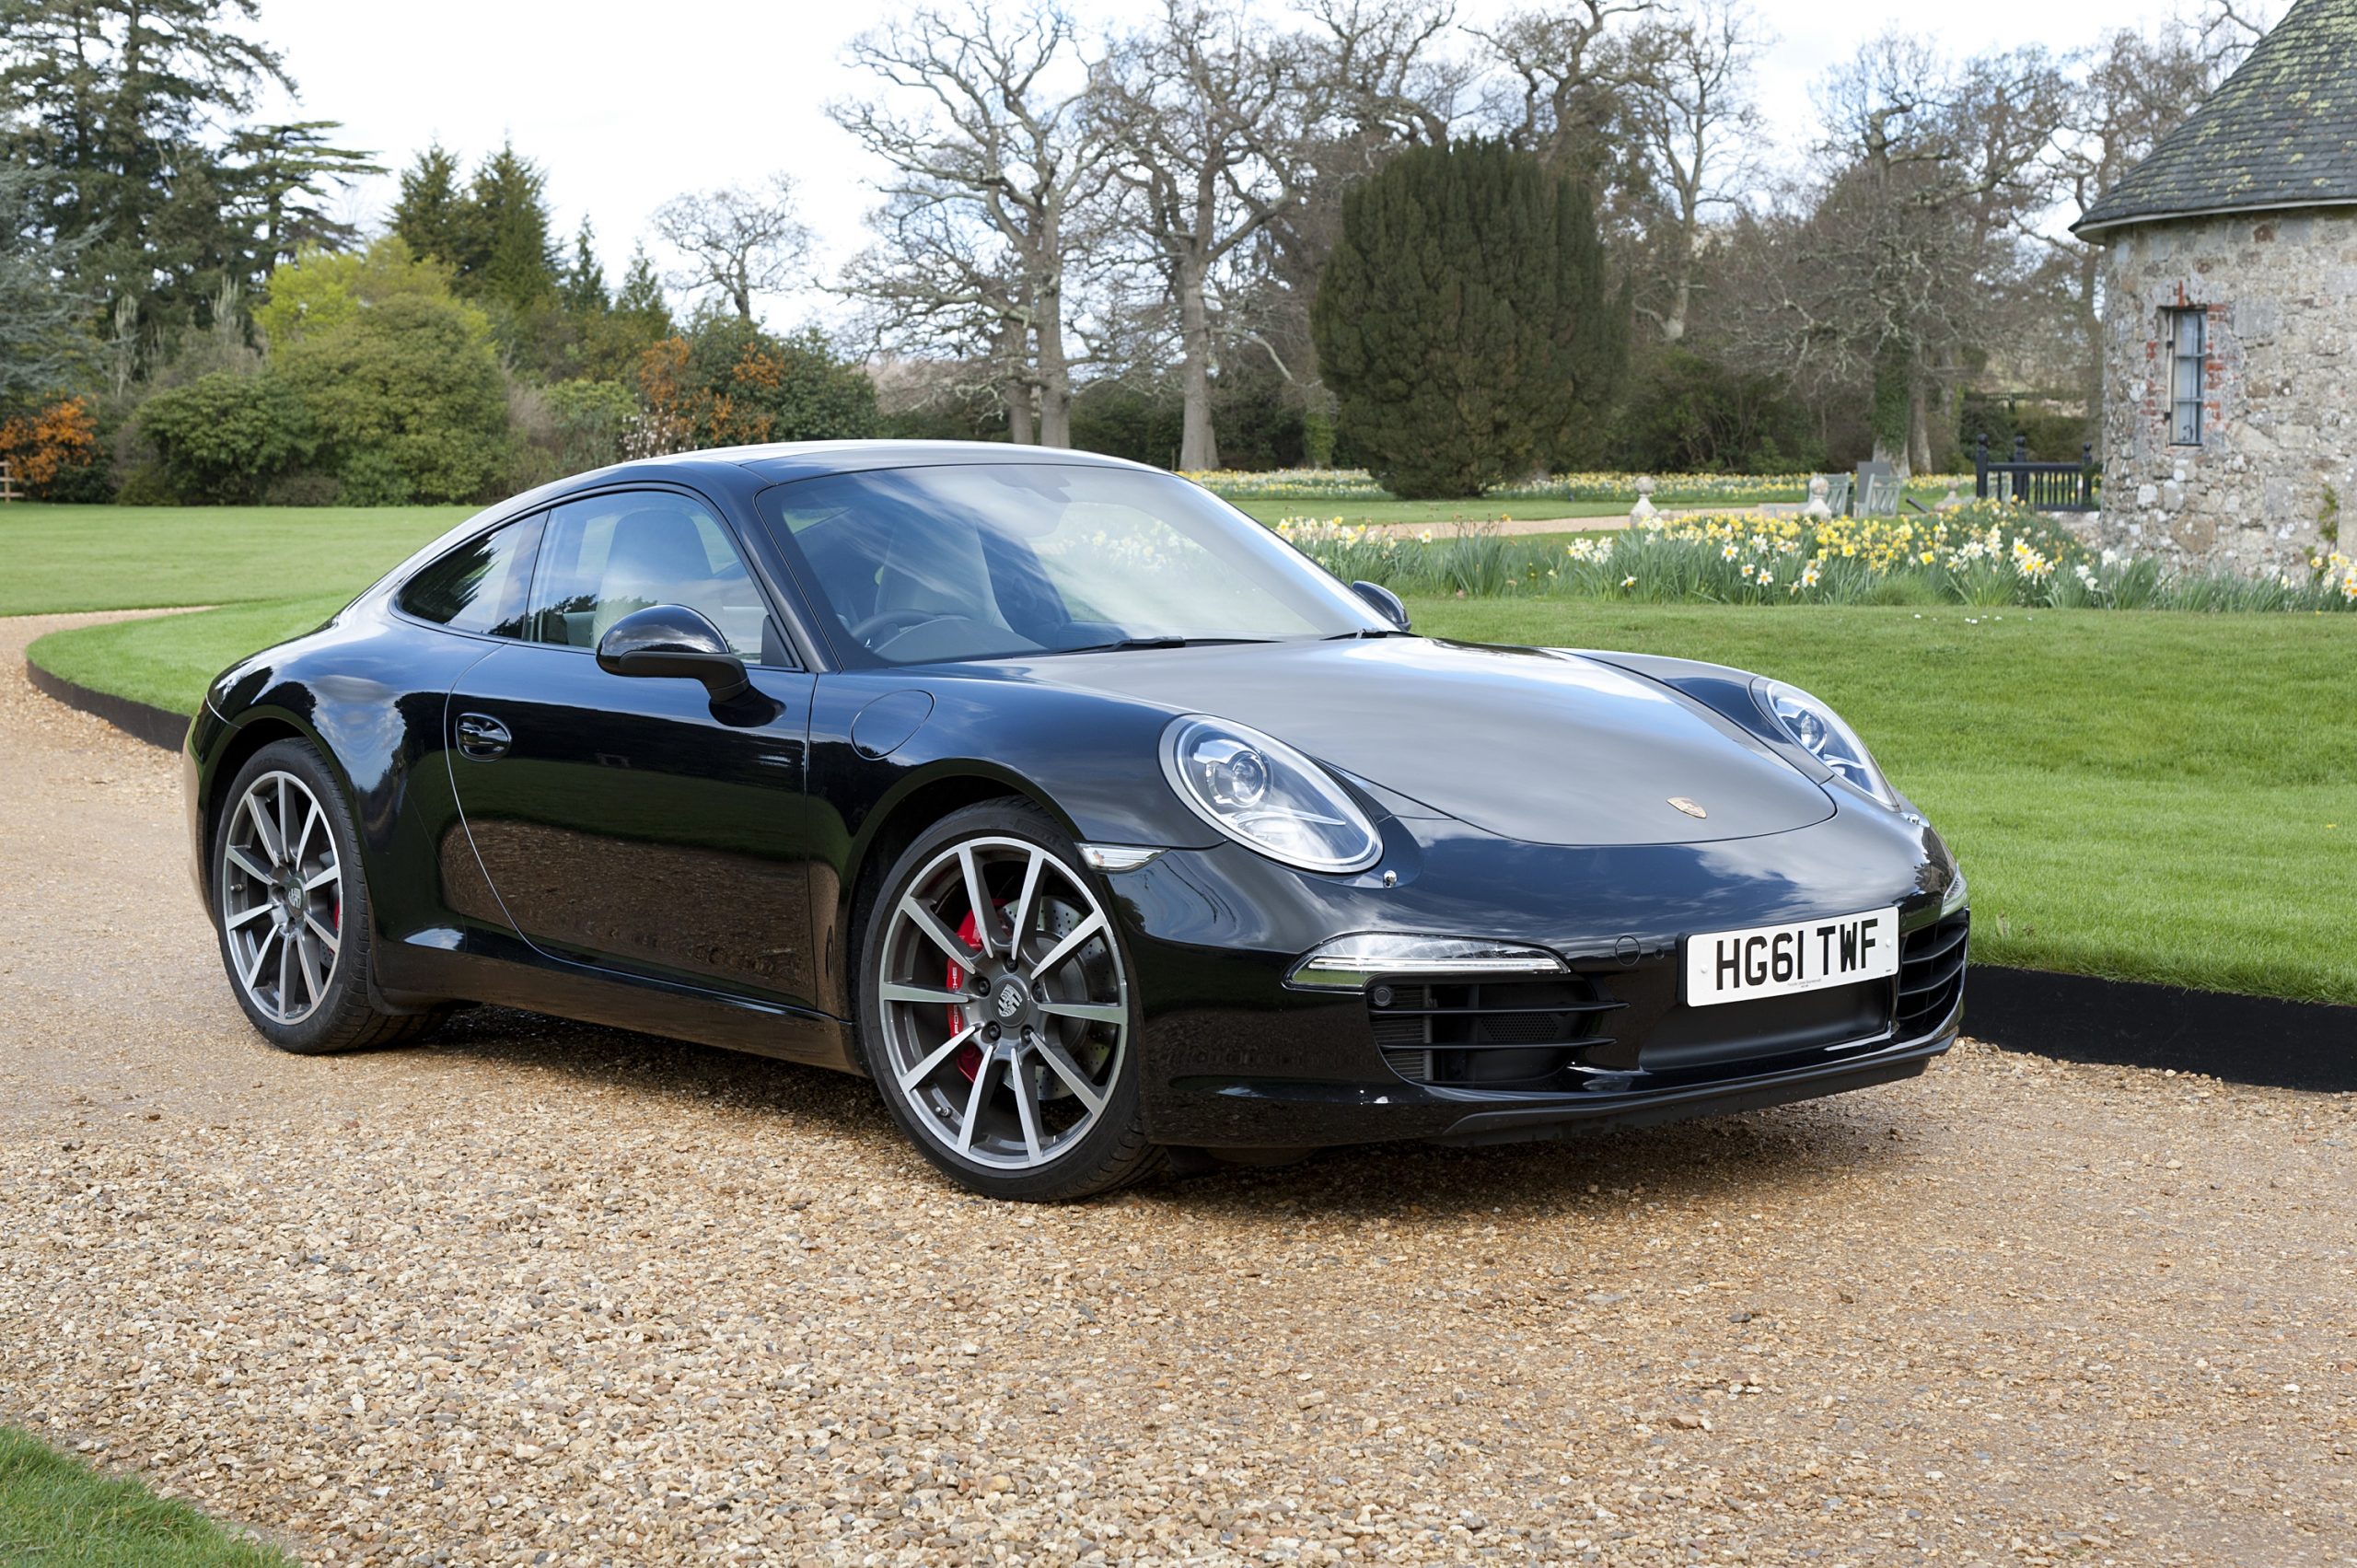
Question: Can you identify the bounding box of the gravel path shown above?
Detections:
[3,612,2352,1567]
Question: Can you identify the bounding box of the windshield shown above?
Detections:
[754,462,1387,666]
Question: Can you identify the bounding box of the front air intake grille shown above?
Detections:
[1368,978,1621,1085]
[1897,910,1969,1037]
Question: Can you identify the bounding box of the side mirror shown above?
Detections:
[1351,579,1411,633]
[595,605,750,701]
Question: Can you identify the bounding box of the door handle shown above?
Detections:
[454,712,512,761]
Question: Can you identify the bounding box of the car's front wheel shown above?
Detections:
[212,738,442,1054]
[857,801,1162,1202]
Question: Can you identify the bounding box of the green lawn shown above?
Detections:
[0,503,468,615]
[0,1428,288,1565]
[30,595,349,714]
[1227,497,1629,528]
[1412,599,2357,1005]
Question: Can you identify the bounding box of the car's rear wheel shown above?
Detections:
[213,738,442,1054]
[857,801,1162,1202]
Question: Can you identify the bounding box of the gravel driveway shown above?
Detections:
[3,613,2351,1567]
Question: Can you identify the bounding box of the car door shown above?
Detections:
[445,485,822,1007]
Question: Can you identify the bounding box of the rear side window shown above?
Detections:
[400,515,542,637]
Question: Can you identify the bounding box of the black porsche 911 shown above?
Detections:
[185,442,1968,1200]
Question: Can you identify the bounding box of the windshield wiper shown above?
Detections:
[1042,635,1278,656]
[1323,627,1413,640]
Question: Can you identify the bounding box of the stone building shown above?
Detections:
[2074,0,2357,573]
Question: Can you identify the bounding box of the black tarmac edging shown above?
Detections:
[1968,966,2355,1093]
[24,657,191,751]
[24,653,2353,1094]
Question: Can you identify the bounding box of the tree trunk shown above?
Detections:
[1869,336,1912,475]
[1177,258,1218,472]
[1908,379,1932,478]
[1036,284,1072,448]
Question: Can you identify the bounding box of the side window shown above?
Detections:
[400,514,541,637]
[528,492,773,662]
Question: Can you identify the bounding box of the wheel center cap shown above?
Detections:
[993,977,1029,1019]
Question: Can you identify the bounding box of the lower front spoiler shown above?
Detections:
[1151,1021,1957,1150]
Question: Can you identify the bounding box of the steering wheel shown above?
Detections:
[848,607,947,648]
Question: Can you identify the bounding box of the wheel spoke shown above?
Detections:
[226,900,274,930]
[225,844,274,886]
[275,777,297,867]
[302,863,339,892]
[1032,1034,1108,1117]
[298,799,324,866]
[1026,910,1106,985]
[294,929,324,1005]
[958,845,998,958]
[1035,997,1125,1027]
[239,928,277,991]
[899,897,978,968]
[1007,848,1046,956]
[881,980,966,1007]
[896,1026,976,1092]
[242,794,284,865]
[1010,1051,1046,1163]
[954,1051,996,1155]
[304,912,340,953]
[274,928,298,1017]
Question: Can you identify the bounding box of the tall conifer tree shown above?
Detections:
[1311,139,1627,498]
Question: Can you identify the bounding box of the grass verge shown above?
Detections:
[28,595,347,716]
[0,504,468,615]
[1412,599,2357,1005]
[0,1427,288,1565]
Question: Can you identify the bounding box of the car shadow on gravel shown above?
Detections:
[410,1005,1919,1218]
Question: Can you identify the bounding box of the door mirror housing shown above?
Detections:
[1351,579,1411,633]
[595,605,750,701]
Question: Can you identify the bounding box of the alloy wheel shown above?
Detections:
[220,770,343,1027]
[875,835,1130,1171]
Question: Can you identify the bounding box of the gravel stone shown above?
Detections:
[3,613,2353,1566]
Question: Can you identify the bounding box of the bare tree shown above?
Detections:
[1620,1,1769,344]
[832,5,1115,446]
[652,174,810,322]
[1097,0,1318,470]
[1468,0,1653,186]
[1749,34,2065,473]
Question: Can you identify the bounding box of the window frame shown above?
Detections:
[2166,307,2208,447]
[517,482,807,671]
[391,510,548,643]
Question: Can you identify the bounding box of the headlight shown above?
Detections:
[1159,714,1381,873]
[1756,680,1896,807]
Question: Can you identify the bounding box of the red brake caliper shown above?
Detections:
[944,905,1002,1082]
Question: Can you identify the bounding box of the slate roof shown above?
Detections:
[2075,0,2357,235]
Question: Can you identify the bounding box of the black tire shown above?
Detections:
[210,738,443,1055]
[855,800,1165,1202]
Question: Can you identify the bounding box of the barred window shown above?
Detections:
[2167,308,2207,445]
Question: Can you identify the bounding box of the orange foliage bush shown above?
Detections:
[0,397,100,494]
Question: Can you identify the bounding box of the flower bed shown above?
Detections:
[1190,466,1973,505]
[1275,501,2357,611]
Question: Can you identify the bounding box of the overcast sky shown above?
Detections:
[257,0,2215,326]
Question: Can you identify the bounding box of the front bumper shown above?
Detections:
[1112,801,1966,1149]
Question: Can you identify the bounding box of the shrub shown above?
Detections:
[1312,138,1626,498]
[0,395,104,499]
[133,373,313,504]
[1609,350,1824,475]
[273,292,509,504]
[633,317,877,455]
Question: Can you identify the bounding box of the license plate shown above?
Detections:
[1684,908,1900,1006]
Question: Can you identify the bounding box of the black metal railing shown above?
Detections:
[1974,434,2097,512]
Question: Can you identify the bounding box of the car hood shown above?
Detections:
[1013,636,1838,847]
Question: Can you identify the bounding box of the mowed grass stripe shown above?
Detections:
[0,504,469,616]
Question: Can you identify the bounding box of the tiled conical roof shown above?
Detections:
[2075,0,2357,235]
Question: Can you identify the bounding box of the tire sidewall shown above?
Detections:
[855,801,1153,1201]
[213,738,375,1053]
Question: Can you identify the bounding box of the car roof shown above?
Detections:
[627,439,1165,487]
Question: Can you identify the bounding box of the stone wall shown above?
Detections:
[2089,209,2357,574]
